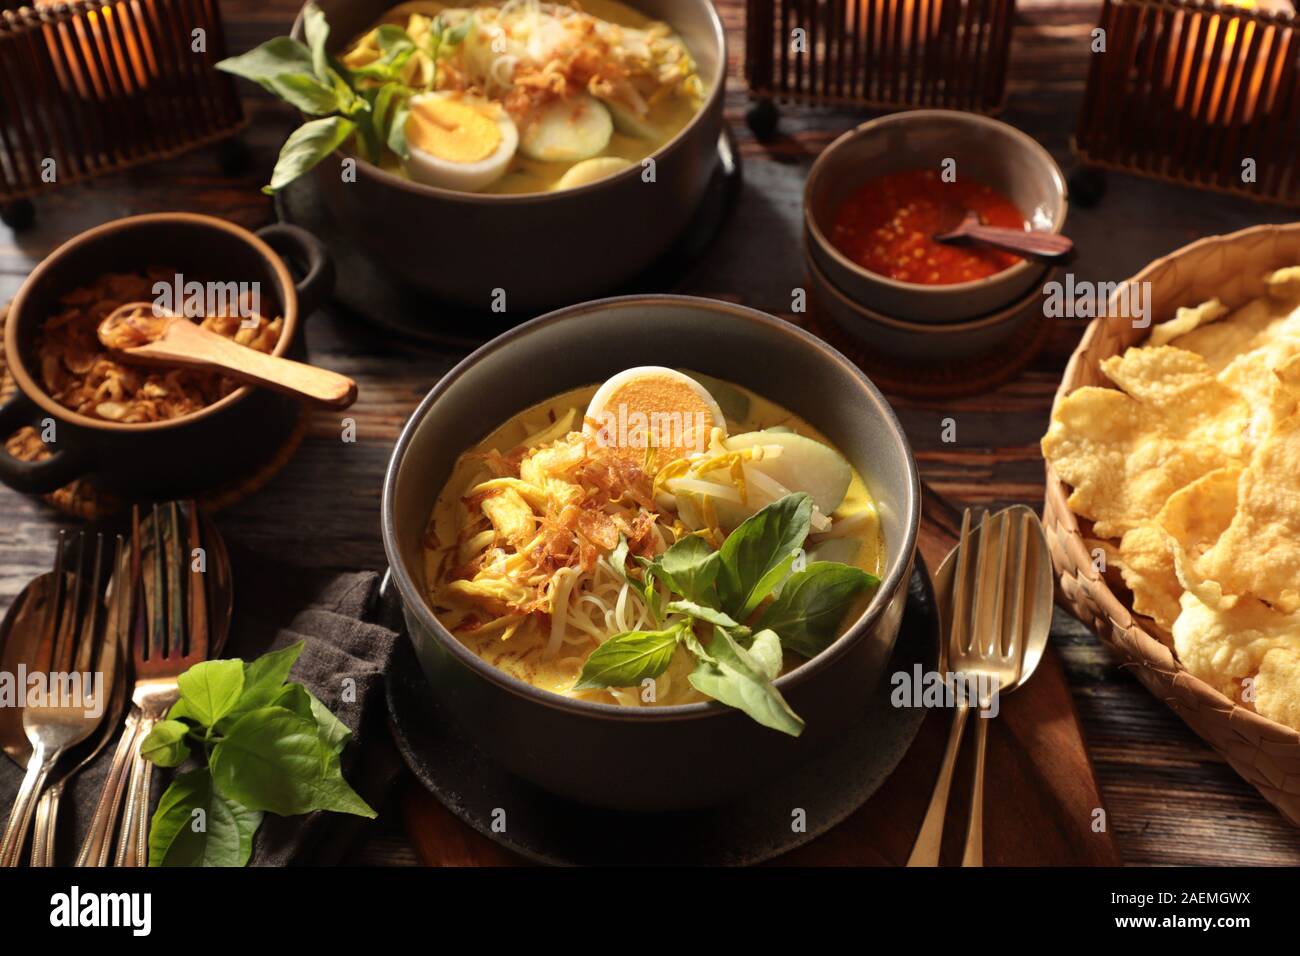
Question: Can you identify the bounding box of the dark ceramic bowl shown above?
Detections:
[382,295,921,811]
[805,110,1067,323]
[0,213,333,498]
[806,239,1053,362]
[291,0,726,314]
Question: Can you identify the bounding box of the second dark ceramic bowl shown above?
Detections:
[292,0,726,314]
[804,110,1067,323]
[0,213,333,498]
[382,294,921,812]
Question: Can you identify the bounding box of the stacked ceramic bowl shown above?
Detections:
[803,111,1068,362]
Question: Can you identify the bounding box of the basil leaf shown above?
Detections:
[273,683,352,754]
[266,73,339,115]
[385,100,411,160]
[688,627,804,736]
[216,37,313,83]
[236,641,304,713]
[140,719,191,768]
[665,600,738,629]
[211,706,375,817]
[573,626,681,690]
[303,1,330,81]
[716,493,813,620]
[176,659,245,727]
[746,628,783,681]
[650,534,721,606]
[677,626,716,664]
[149,769,261,867]
[266,116,356,193]
[757,562,880,659]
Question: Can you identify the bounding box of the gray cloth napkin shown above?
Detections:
[0,548,402,866]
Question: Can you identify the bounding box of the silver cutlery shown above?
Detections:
[907,506,1052,867]
[0,532,114,866]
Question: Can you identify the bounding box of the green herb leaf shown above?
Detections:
[216,37,313,83]
[265,72,339,115]
[148,769,262,867]
[573,626,682,690]
[745,628,783,681]
[266,115,356,193]
[649,534,722,606]
[716,493,813,620]
[235,641,304,713]
[664,599,739,629]
[303,1,331,81]
[385,99,411,160]
[140,719,192,768]
[211,706,376,818]
[176,658,245,727]
[273,683,352,754]
[757,562,880,659]
[688,627,804,736]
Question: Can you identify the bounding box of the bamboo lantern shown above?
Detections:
[744,0,1015,115]
[1075,0,1300,205]
[0,0,245,222]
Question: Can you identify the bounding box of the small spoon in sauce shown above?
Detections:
[933,211,1074,264]
[98,302,357,410]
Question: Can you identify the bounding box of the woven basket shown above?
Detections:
[1044,222,1300,827]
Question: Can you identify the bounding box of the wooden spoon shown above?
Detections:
[98,302,357,409]
[933,211,1074,264]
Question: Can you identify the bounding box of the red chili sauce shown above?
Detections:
[829,169,1029,285]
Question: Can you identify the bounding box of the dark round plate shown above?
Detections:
[384,556,940,866]
[274,130,741,352]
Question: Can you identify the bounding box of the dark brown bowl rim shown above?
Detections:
[805,241,1051,332]
[381,293,922,724]
[5,212,300,434]
[291,0,726,203]
[803,109,1069,298]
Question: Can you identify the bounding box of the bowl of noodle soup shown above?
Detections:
[290,0,726,313]
[382,295,920,811]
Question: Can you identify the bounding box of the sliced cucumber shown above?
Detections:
[724,431,853,516]
[519,94,613,163]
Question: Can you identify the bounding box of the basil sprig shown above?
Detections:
[140,641,375,867]
[216,2,468,192]
[573,493,880,735]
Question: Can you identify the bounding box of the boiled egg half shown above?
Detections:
[402,92,518,192]
[584,367,726,466]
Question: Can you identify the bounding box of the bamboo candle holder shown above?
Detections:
[0,0,246,220]
[1075,0,1300,206]
[744,0,1015,115]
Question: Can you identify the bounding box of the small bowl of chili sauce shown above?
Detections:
[804,111,1067,323]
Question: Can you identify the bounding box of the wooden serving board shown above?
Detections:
[402,483,1121,866]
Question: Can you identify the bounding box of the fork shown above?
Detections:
[906,508,980,867]
[29,535,129,866]
[0,532,110,867]
[114,502,209,867]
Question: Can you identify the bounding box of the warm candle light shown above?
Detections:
[1170,0,1295,123]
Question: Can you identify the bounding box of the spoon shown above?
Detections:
[0,576,51,773]
[907,505,1053,867]
[98,302,357,410]
[933,211,1074,263]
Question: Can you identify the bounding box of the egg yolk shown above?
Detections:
[599,375,717,464]
[407,98,502,165]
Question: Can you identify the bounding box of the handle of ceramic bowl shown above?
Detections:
[257,223,336,318]
[0,391,94,494]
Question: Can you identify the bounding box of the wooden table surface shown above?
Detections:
[4,0,1300,866]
